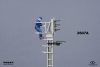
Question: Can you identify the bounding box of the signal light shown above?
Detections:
[53,20,61,32]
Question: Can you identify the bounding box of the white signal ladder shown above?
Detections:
[42,40,54,67]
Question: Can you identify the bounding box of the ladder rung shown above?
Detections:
[42,45,52,47]
[43,38,53,40]
[48,59,52,60]
[42,51,53,54]
[48,65,53,66]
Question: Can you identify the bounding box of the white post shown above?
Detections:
[37,18,56,67]
[44,18,54,67]
[47,18,54,67]
[47,40,53,67]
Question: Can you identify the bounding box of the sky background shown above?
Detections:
[0,0,100,67]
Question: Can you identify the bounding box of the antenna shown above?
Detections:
[34,17,65,67]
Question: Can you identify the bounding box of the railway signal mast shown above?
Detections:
[34,17,65,67]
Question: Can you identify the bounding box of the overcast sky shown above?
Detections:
[0,0,100,67]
